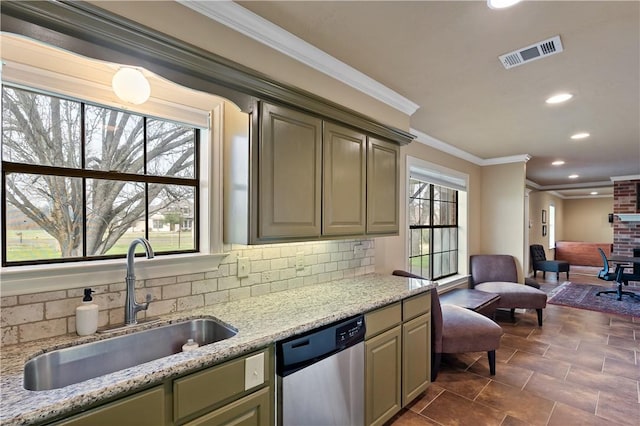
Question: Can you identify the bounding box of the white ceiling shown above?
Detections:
[229,0,639,198]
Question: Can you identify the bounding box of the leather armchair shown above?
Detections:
[470,255,547,326]
[392,270,503,380]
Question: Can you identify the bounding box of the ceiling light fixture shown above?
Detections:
[487,0,522,9]
[570,132,590,140]
[545,93,573,104]
[590,191,598,195]
[568,174,579,179]
[112,67,151,105]
[551,160,565,166]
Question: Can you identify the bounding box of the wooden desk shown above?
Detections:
[439,289,500,318]
[555,241,612,266]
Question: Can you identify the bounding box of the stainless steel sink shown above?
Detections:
[24,318,237,391]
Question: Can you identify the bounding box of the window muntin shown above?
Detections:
[2,85,199,266]
[408,179,458,280]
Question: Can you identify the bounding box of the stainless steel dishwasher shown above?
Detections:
[276,315,366,426]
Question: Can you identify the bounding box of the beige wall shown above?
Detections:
[88,0,410,131]
[481,163,527,280]
[563,198,613,243]
[528,191,565,272]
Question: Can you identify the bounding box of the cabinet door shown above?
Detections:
[184,387,270,426]
[402,313,431,406]
[365,326,402,426]
[366,137,399,235]
[54,386,165,426]
[258,102,322,240]
[323,122,366,236]
[174,348,270,423]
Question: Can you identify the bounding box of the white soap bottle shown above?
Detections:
[76,288,98,336]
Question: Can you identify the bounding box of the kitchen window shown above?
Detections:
[1,85,199,266]
[406,156,468,283]
[408,179,458,280]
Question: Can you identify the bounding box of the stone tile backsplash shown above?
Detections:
[0,239,374,345]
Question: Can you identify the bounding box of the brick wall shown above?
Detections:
[1,239,374,345]
[613,179,640,256]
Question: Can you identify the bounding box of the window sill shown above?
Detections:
[435,274,469,292]
[0,252,229,296]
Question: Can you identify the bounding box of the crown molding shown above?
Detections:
[526,179,614,199]
[482,154,532,165]
[410,128,483,164]
[410,128,530,166]
[178,0,420,116]
[610,175,640,182]
[563,194,612,199]
[540,181,613,190]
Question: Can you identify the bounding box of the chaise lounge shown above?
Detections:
[530,244,570,281]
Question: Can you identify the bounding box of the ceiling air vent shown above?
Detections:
[498,35,563,70]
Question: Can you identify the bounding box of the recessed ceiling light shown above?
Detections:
[487,0,522,9]
[568,174,579,179]
[571,132,590,140]
[546,93,573,104]
[551,160,565,166]
[590,191,598,195]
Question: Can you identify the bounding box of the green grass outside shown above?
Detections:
[5,229,194,262]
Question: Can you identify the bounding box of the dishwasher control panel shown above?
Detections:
[277,315,366,377]
[336,316,365,347]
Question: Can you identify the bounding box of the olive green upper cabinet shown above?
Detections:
[258,102,322,240]
[323,123,367,236]
[224,101,400,244]
[366,137,400,235]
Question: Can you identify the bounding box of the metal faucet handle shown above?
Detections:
[145,294,152,304]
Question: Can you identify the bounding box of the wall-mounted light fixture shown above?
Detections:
[112,67,151,105]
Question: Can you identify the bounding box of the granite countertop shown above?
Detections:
[0,273,434,425]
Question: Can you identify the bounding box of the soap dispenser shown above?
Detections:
[76,288,98,336]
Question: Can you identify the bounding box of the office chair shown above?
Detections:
[596,248,639,301]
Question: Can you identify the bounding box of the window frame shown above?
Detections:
[1,85,200,266]
[0,61,227,296]
[406,156,469,286]
[408,179,459,281]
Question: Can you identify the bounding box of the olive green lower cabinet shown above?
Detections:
[364,292,431,426]
[53,386,166,426]
[51,347,273,426]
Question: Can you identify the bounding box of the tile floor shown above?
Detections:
[390,267,640,426]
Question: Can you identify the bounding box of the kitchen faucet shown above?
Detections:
[125,237,155,325]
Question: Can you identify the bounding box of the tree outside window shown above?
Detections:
[1,86,199,265]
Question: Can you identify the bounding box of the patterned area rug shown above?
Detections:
[548,282,640,317]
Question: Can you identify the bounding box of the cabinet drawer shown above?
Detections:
[53,386,165,426]
[183,387,270,426]
[365,302,401,339]
[402,292,431,321]
[173,349,270,422]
